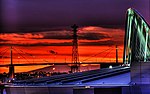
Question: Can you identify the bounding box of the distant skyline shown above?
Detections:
[0,0,150,73]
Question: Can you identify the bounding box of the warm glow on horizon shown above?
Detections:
[0,26,125,73]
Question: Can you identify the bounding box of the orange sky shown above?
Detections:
[0,26,125,73]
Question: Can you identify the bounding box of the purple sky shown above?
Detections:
[1,0,150,33]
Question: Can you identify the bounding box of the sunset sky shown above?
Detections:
[0,0,150,73]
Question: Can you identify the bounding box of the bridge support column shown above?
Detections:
[9,65,14,79]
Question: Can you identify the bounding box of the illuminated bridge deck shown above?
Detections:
[5,66,131,94]
[14,66,130,86]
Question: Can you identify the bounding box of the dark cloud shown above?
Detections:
[32,32,109,40]
[39,32,72,40]
[0,40,122,46]
[79,33,109,40]
[0,42,72,46]
[80,40,123,46]
[1,0,149,33]
[100,25,125,29]
[42,35,72,40]
[0,39,8,42]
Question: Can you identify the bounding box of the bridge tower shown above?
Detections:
[9,46,14,79]
[71,24,80,73]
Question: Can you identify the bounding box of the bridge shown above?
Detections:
[0,62,120,67]
[0,44,121,78]
[123,8,150,94]
[123,8,150,64]
[1,8,150,94]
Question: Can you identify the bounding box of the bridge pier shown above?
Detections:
[9,65,14,79]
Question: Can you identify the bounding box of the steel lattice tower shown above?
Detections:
[71,24,79,73]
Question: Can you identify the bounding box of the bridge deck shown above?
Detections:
[13,66,130,86]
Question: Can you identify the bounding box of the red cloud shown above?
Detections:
[0,26,125,73]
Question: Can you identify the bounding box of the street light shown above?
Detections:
[52,67,55,72]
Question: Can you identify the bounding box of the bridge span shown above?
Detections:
[0,62,121,67]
